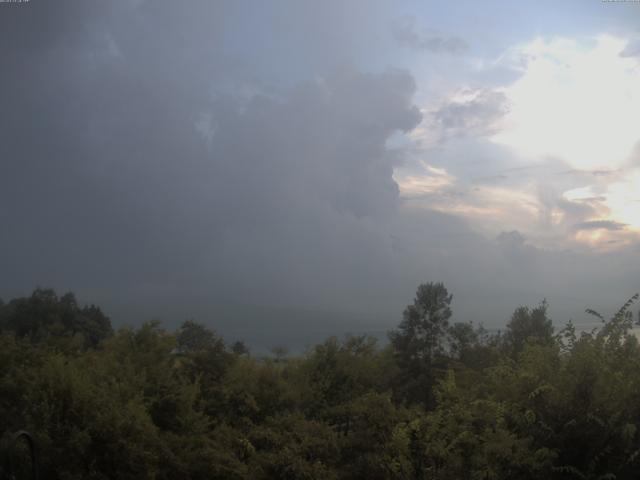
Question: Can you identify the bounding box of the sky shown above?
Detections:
[1,0,639,349]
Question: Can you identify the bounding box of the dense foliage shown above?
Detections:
[1,285,640,479]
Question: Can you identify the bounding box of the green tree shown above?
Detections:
[231,340,250,356]
[176,319,222,354]
[174,320,234,420]
[389,282,452,406]
[0,288,112,349]
[448,321,478,359]
[505,300,554,355]
[25,353,162,479]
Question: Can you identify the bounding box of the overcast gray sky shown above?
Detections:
[1,0,639,348]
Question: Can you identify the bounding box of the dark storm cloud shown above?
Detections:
[2,1,639,349]
[0,0,428,327]
[1,0,226,289]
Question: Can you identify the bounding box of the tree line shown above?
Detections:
[0,284,639,479]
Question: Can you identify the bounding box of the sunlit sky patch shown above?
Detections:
[398,33,640,250]
[493,35,640,171]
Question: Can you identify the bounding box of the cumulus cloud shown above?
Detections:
[497,230,527,248]
[390,16,468,54]
[401,34,640,255]
[620,38,640,57]
[0,0,428,330]
[493,36,640,171]
[574,220,628,231]
[430,88,509,140]
[1,1,640,350]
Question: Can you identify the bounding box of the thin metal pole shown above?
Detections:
[3,430,39,480]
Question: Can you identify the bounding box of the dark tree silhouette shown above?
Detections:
[505,300,554,354]
[389,282,452,406]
